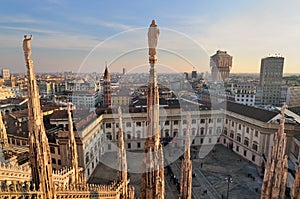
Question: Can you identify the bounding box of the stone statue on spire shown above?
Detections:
[280,103,287,116]
[23,34,33,61]
[148,19,160,61]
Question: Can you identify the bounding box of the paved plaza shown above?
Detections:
[193,144,262,199]
[89,144,262,199]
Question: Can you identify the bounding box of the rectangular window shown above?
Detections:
[106,123,111,128]
[236,145,239,152]
[208,138,212,143]
[244,150,247,157]
[238,124,241,130]
[246,127,249,133]
[217,118,222,123]
[52,158,56,164]
[182,120,187,124]
[126,122,131,127]
[106,134,112,140]
[200,128,204,135]
[255,131,259,137]
[127,143,131,149]
[223,139,226,144]
[232,121,234,127]
[252,155,256,162]
[58,159,61,165]
[174,120,179,125]
[252,143,258,151]
[192,119,196,124]
[200,119,205,124]
[244,139,249,147]
[136,122,142,127]
[108,144,111,150]
[165,121,169,125]
[50,146,55,154]
[137,142,141,148]
[200,138,204,144]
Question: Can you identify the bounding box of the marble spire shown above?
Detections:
[140,19,165,199]
[261,104,288,199]
[117,106,128,198]
[180,113,192,199]
[67,103,79,184]
[23,35,54,199]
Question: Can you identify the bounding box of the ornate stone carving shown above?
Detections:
[23,34,33,61]
[261,104,288,199]
[180,113,192,199]
[140,20,165,199]
[148,19,160,61]
[23,35,55,199]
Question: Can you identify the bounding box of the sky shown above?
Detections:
[1,0,300,74]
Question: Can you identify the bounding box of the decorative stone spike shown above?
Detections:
[23,35,54,199]
[261,104,288,199]
[0,111,8,148]
[117,107,131,198]
[292,163,300,199]
[140,20,164,199]
[180,113,192,199]
[67,103,79,184]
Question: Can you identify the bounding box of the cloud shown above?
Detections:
[68,16,134,31]
[0,15,41,24]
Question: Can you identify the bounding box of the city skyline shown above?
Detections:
[1,0,300,74]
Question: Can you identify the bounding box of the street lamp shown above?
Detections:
[225,175,233,199]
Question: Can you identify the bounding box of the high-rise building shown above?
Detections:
[285,86,300,107]
[1,69,10,81]
[210,50,232,81]
[256,56,284,106]
[183,72,188,80]
[191,70,197,79]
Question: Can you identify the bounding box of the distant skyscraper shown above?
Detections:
[122,67,126,75]
[191,70,197,79]
[1,69,10,81]
[183,72,188,80]
[210,50,232,81]
[256,56,284,106]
